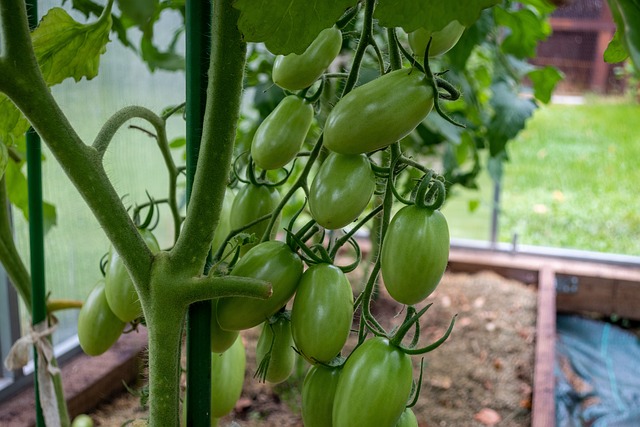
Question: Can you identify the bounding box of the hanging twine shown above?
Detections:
[4,319,62,427]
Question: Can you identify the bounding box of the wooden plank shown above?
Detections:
[556,275,616,315]
[0,330,148,427]
[532,267,556,427]
[550,17,616,32]
[613,280,640,319]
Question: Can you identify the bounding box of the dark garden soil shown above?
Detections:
[90,271,538,427]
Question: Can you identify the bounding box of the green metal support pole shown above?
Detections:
[27,128,46,427]
[185,0,213,424]
[24,0,47,425]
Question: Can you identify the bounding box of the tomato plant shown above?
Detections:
[250,95,314,170]
[0,0,579,425]
[381,205,450,305]
[216,241,302,331]
[291,263,353,363]
[77,280,126,356]
[323,68,434,155]
[272,26,343,91]
[395,408,419,427]
[229,183,280,254]
[210,336,246,419]
[308,152,376,230]
[408,20,465,57]
[301,364,341,427]
[255,314,296,384]
[332,337,414,427]
[104,228,160,322]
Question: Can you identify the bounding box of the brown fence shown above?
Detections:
[532,0,623,94]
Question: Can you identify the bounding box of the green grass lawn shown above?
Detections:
[445,97,640,256]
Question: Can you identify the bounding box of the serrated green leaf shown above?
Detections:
[4,160,57,235]
[527,66,564,104]
[604,30,629,63]
[169,137,186,149]
[375,0,499,33]
[607,0,640,70]
[487,81,536,156]
[494,7,551,59]
[0,95,31,146]
[233,0,357,55]
[32,6,113,85]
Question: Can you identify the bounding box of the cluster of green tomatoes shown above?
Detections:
[77,16,464,427]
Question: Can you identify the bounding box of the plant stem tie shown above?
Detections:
[4,319,61,427]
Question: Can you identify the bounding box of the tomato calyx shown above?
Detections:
[254,309,291,383]
[233,150,296,188]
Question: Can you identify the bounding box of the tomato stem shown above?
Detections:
[401,314,457,355]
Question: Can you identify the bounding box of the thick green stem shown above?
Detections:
[0,0,152,290]
[0,178,32,307]
[170,0,247,276]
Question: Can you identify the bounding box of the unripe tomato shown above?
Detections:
[71,414,94,427]
[381,205,449,305]
[395,408,418,427]
[210,300,239,353]
[291,263,353,363]
[301,364,341,427]
[255,317,295,384]
[409,20,465,57]
[333,337,413,427]
[272,26,342,91]
[324,68,434,155]
[211,189,235,257]
[251,95,314,170]
[309,152,376,230]
[210,336,246,419]
[77,280,126,356]
[216,241,302,330]
[105,228,160,322]
[229,184,280,255]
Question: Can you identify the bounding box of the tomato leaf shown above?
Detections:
[374,0,499,33]
[527,66,564,104]
[5,161,57,235]
[32,7,113,85]
[604,30,629,63]
[493,6,551,59]
[486,81,536,157]
[606,0,640,69]
[233,0,357,55]
[0,96,31,147]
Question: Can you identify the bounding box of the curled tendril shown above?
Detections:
[389,155,416,206]
[415,173,446,211]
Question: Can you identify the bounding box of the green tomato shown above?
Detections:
[210,300,239,353]
[291,263,353,363]
[229,184,280,255]
[301,364,341,427]
[211,336,246,419]
[309,152,376,230]
[251,95,314,170]
[408,20,465,57]
[105,228,160,322]
[381,205,449,305]
[395,408,418,427]
[333,337,413,427]
[272,26,342,91]
[211,189,235,258]
[71,414,94,427]
[216,241,303,330]
[255,316,295,384]
[77,280,126,356]
[324,68,434,155]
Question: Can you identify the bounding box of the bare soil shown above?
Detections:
[90,271,538,427]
